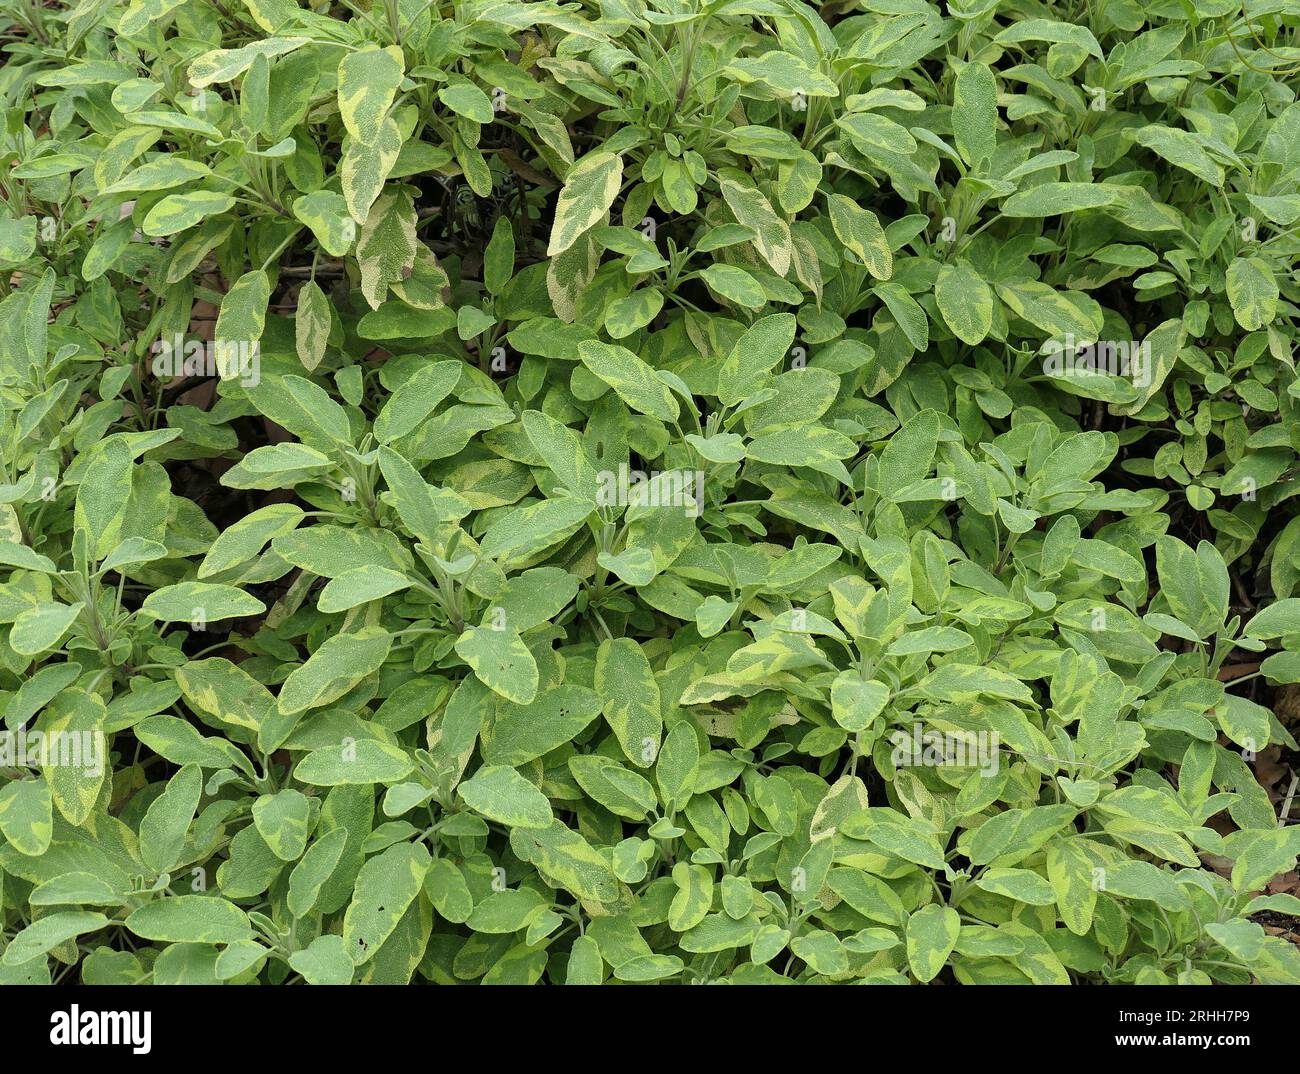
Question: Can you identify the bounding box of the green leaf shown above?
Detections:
[318,566,412,613]
[439,81,493,123]
[836,112,916,157]
[0,778,53,857]
[356,187,417,310]
[74,438,132,558]
[10,602,84,655]
[548,152,623,256]
[198,503,304,578]
[827,194,891,279]
[40,689,107,826]
[278,628,393,715]
[905,904,960,983]
[454,625,539,705]
[294,740,414,787]
[139,764,202,873]
[604,288,664,339]
[656,722,699,811]
[595,638,662,768]
[668,862,714,932]
[934,261,994,345]
[289,933,354,984]
[176,658,274,736]
[125,896,253,944]
[293,190,356,257]
[423,857,473,923]
[830,674,888,732]
[252,789,313,860]
[522,410,600,500]
[1246,599,1300,639]
[483,685,603,766]
[479,498,594,566]
[342,116,402,223]
[374,360,461,443]
[342,841,431,964]
[698,263,766,308]
[142,191,236,237]
[188,37,310,87]
[214,270,271,369]
[3,911,108,966]
[140,582,264,622]
[716,313,796,407]
[288,828,349,918]
[719,173,791,274]
[1133,124,1222,186]
[0,216,37,264]
[458,765,554,828]
[577,340,679,423]
[337,45,404,143]
[952,62,997,169]
[1155,537,1228,640]
[1002,183,1118,217]
[974,867,1056,905]
[295,280,331,371]
[1231,829,1300,892]
[569,754,657,819]
[1226,257,1278,331]
[102,157,212,197]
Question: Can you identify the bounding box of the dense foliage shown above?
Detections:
[1,0,1299,986]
